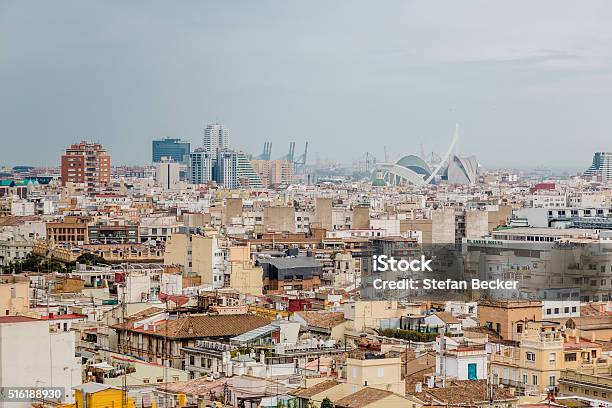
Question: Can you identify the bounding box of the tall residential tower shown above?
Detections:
[203,123,230,158]
[60,141,110,195]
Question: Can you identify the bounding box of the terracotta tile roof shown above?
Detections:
[405,371,434,395]
[156,376,228,397]
[295,311,345,329]
[159,293,190,307]
[115,314,271,339]
[290,380,340,398]
[563,336,601,350]
[0,216,40,226]
[414,380,516,405]
[567,315,612,330]
[580,303,611,317]
[334,387,393,408]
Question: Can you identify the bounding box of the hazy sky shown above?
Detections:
[2,1,612,169]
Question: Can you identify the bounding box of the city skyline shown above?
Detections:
[3,1,612,168]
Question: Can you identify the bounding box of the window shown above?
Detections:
[554,308,559,314]
[549,376,556,386]
[532,375,538,385]
[526,352,536,362]
[549,353,556,364]
[143,378,150,384]
[468,363,477,380]
[571,306,577,313]
[565,353,576,362]
[523,374,528,384]
[546,308,552,315]
[517,323,523,333]
[189,355,195,365]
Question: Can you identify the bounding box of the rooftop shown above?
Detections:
[115,314,271,339]
[334,387,394,408]
[294,311,345,329]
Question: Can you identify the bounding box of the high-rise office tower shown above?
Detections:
[584,152,612,181]
[60,141,110,195]
[203,123,230,159]
[152,137,191,164]
[190,149,213,184]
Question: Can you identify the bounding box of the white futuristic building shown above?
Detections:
[374,125,479,186]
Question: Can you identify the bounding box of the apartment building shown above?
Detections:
[60,141,110,195]
[478,299,543,341]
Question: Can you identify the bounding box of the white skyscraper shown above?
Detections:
[203,123,230,158]
[215,149,238,188]
[190,149,213,184]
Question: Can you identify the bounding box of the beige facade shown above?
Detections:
[400,218,433,244]
[46,216,92,244]
[263,205,296,233]
[228,246,263,295]
[315,197,333,230]
[0,276,30,316]
[491,322,563,395]
[352,205,370,229]
[465,210,489,239]
[478,299,542,341]
[488,205,512,230]
[224,197,243,225]
[346,355,404,395]
[164,232,223,285]
[490,321,608,396]
[431,208,455,243]
[558,370,611,402]
[251,159,293,187]
[344,300,403,332]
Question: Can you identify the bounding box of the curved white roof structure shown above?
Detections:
[374,125,478,186]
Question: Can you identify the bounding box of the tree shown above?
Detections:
[76,252,106,266]
[320,397,334,408]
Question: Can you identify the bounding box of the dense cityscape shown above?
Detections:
[3,0,612,407]
[0,124,610,408]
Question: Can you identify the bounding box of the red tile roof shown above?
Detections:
[41,313,87,320]
[114,314,271,339]
[0,316,40,324]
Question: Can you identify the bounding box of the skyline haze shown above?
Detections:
[2,1,612,169]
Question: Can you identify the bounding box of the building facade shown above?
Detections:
[60,141,111,195]
[152,137,190,164]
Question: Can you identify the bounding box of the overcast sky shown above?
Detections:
[1,1,612,169]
